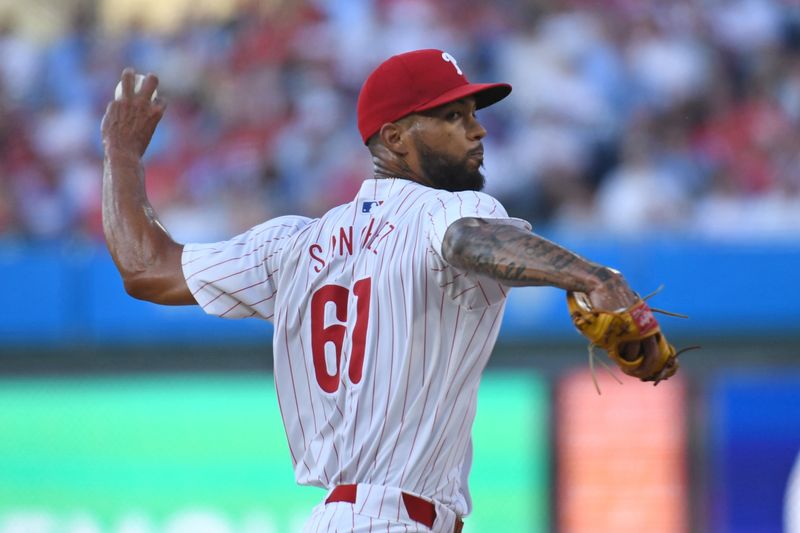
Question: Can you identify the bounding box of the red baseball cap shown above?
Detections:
[357,49,512,144]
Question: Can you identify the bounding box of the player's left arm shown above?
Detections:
[442,217,628,303]
[443,217,660,362]
[442,217,659,358]
[444,217,683,383]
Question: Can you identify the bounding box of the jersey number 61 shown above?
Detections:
[310,277,372,393]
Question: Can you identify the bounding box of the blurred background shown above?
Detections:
[1,0,799,531]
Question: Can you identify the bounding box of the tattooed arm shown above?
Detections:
[443,217,659,361]
[442,217,639,312]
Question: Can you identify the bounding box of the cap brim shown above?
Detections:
[414,82,512,113]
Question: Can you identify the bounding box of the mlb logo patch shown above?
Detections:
[362,201,383,213]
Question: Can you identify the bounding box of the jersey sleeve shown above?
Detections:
[425,191,532,308]
[181,215,311,321]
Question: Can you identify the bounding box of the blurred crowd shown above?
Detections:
[2,0,800,244]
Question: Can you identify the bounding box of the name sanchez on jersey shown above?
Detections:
[307,216,397,272]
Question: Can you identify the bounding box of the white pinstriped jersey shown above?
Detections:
[182,178,530,517]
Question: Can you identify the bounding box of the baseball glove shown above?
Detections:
[567,289,693,393]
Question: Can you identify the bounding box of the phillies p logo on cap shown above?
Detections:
[441,52,463,75]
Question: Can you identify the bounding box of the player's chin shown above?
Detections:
[466,155,483,171]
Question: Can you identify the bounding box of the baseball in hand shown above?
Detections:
[114,73,157,101]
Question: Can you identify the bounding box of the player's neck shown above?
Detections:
[371,147,430,187]
[372,166,430,187]
[371,172,433,190]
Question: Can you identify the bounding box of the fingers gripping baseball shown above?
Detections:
[101,68,166,158]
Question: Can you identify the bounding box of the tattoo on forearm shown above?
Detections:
[447,220,605,292]
[550,253,577,270]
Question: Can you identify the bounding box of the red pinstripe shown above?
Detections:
[395,188,429,220]
[190,245,284,295]
[185,234,290,281]
[181,247,229,267]
[451,285,478,299]
[438,272,464,289]
[296,309,320,435]
[324,504,336,531]
[359,484,376,515]
[238,287,278,305]
[190,263,261,297]
[476,280,491,306]
[227,276,274,296]
[391,184,415,216]
[427,310,502,494]
[415,306,488,496]
[272,309,298,465]
[438,271,446,324]
[283,306,308,450]
[378,486,388,523]
[218,301,242,317]
[398,302,455,488]
[395,225,438,485]
[379,215,423,489]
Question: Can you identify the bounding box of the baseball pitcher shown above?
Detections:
[101,49,677,532]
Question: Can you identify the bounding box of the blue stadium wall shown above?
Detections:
[2,237,797,346]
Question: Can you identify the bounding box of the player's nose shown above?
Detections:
[467,115,487,141]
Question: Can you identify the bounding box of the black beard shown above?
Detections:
[415,140,485,192]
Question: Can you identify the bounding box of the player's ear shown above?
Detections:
[378,122,410,156]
